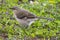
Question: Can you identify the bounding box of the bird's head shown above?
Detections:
[10,6,19,10]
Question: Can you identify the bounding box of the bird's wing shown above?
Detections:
[22,9,38,18]
[15,9,38,19]
[15,12,26,19]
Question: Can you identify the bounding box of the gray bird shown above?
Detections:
[10,6,54,28]
[10,6,39,28]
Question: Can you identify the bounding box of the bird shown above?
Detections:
[10,6,54,28]
[10,6,39,28]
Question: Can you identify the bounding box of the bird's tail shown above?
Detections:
[38,16,54,21]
